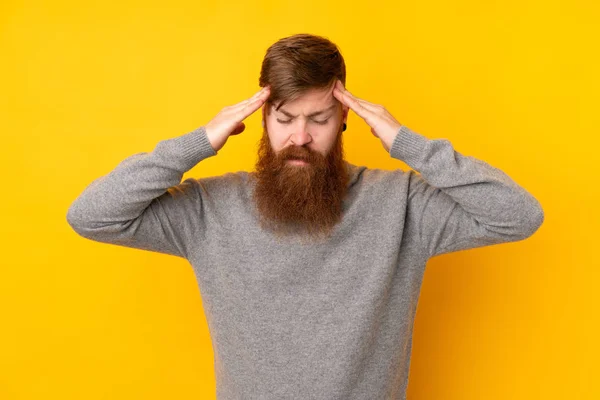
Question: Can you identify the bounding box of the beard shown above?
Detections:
[252,123,350,241]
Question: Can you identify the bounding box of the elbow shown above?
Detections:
[66,202,98,237]
[517,200,545,239]
[66,203,81,230]
[66,203,88,236]
[66,202,133,241]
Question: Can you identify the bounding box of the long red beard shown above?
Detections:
[251,125,349,241]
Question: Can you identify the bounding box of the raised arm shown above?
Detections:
[333,79,544,258]
[66,127,217,259]
[66,86,271,259]
[391,125,544,258]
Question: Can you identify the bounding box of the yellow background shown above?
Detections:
[1,0,598,399]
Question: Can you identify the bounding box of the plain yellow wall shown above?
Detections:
[1,0,598,399]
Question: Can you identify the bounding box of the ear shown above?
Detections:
[342,105,349,124]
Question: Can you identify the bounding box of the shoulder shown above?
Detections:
[187,169,251,196]
[345,161,413,190]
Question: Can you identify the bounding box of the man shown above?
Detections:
[67,33,544,399]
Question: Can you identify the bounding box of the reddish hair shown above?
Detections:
[259,33,346,113]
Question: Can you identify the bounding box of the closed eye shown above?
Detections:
[276,118,329,125]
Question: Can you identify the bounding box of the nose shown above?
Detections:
[290,121,312,146]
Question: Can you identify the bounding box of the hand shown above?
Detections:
[332,79,402,152]
[205,86,271,152]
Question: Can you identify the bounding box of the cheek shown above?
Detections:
[265,124,286,152]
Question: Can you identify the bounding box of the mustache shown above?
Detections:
[279,146,321,162]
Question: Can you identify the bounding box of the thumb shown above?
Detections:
[230,122,246,135]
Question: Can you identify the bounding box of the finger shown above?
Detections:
[333,86,372,120]
[334,80,365,110]
[355,99,381,113]
[235,94,268,121]
[230,122,246,135]
[228,86,270,112]
[233,86,271,110]
[335,80,380,111]
[334,82,386,120]
[248,86,270,102]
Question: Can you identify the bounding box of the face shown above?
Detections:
[252,84,351,241]
[262,84,349,161]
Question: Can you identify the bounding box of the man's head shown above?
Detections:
[252,33,350,240]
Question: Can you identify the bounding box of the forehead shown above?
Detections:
[273,87,338,115]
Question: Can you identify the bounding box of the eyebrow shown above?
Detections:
[278,104,337,118]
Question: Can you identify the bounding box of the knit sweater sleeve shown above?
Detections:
[389,125,544,258]
[66,126,217,260]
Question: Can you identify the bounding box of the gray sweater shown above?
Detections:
[66,125,544,399]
